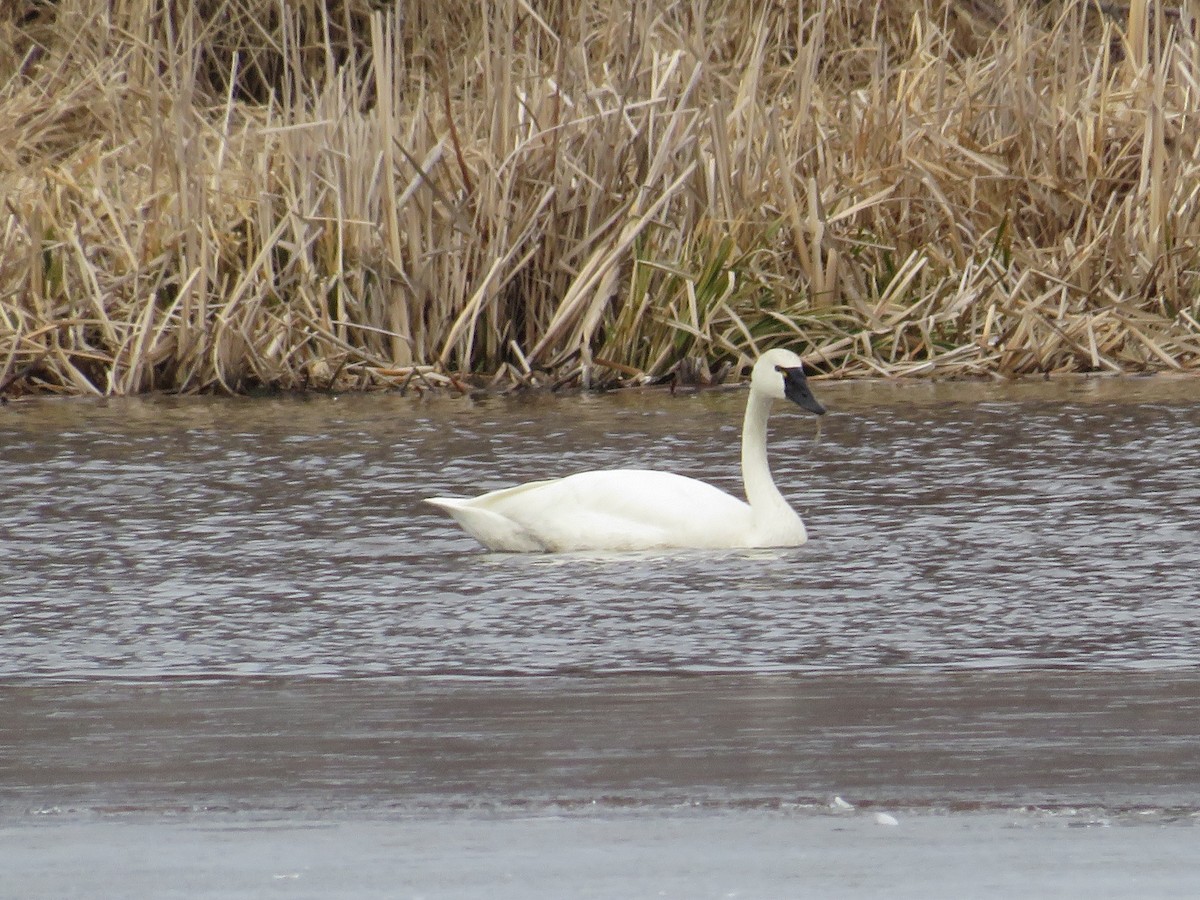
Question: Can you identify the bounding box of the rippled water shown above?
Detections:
[2,377,1200,896]
[4,378,1199,678]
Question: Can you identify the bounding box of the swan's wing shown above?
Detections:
[459,469,753,551]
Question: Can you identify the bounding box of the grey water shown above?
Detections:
[2,376,1199,898]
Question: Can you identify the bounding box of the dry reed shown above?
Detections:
[2,0,1200,396]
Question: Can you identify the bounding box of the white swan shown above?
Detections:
[426,348,825,552]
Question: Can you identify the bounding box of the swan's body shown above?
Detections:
[426,349,825,552]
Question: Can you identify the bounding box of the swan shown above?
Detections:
[426,348,825,552]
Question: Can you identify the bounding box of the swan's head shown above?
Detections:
[752,349,825,415]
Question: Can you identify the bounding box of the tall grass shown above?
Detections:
[2,0,1199,395]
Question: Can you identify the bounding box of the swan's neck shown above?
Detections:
[741,390,791,516]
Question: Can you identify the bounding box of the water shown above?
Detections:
[2,377,1199,896]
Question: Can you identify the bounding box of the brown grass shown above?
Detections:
[2,0,1200,396]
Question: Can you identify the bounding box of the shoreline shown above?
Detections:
[3,365,1198,405]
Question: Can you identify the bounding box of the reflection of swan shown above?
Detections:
[426,349,825,552]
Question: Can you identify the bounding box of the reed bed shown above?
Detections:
[2,0,1200,396]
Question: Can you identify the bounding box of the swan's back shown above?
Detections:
[428,469,757,552]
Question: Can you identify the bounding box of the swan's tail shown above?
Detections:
[424,497,546,552]
[425,496,467,512]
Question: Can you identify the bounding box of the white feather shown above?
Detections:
[427,349,823,552]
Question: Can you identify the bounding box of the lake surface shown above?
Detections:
[2,376,1199,897]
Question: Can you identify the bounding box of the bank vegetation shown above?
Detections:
[2,0,1200,396]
